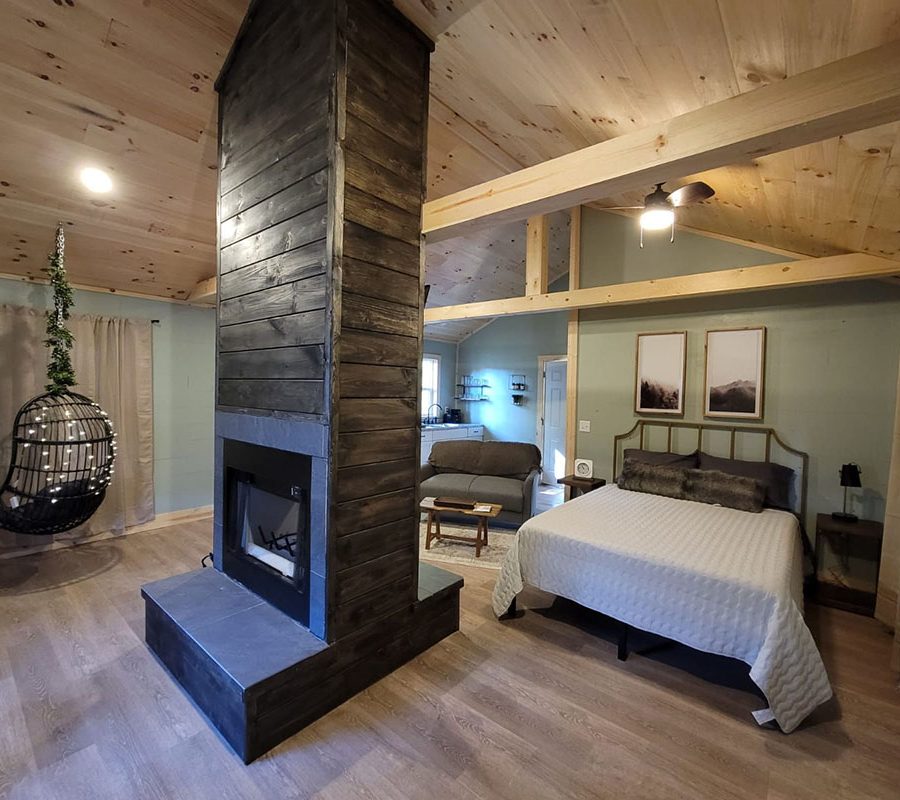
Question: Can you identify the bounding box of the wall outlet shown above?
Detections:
[578,419,591,433]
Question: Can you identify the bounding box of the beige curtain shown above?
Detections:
[0,304,154,549]
[877,359,900,671]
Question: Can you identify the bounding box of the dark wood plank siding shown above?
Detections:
[331,0,431,639]
[335,488,417,537]
[219,274,327,327]
[218,240,328,302]
[337,429,418,467]
[216,0,433,643]
[218,346,325,381]
[216,0,334,415]
[218,311,326,353]
[341,329,418,368]
[338,398,418,432]
[334,517,417,569]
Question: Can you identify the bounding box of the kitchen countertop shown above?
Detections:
[421,423,481,430]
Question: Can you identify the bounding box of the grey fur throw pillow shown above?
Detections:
[684,468,765,513]
[617,460,688,500]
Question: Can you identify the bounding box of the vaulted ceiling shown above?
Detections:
[1,0,899,337]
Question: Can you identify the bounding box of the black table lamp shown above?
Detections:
[832,463,861,522]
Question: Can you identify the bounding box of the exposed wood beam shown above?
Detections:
[424,253,900,323]
[525,215,549,295]
[189,276,217,304]
[423,42,900,241]
[0,271,213,308]
[565,206,581,484]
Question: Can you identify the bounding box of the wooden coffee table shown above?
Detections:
[420,497,503,558]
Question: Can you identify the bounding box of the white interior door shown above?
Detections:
[540,359,567,484]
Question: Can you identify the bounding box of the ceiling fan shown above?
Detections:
[604,181,715,247]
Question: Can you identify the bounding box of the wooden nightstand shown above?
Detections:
[557,475,606,498]
[814,513,884,616]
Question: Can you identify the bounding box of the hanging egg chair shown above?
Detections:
[0,391,116,535]
[0,225,117,536]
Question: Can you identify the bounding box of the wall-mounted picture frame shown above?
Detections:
[634,331,686,416]
[704,327,766,420]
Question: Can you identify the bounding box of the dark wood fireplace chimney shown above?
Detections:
[142,0,462,762]
[213,0,433,644]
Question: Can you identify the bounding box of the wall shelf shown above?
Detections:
[456,375,488,402]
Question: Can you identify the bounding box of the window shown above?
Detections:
[421,355,441,416]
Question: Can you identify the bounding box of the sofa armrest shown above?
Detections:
[419,463,436,482]
[522,467,541,519]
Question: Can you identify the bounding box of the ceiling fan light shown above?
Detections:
[639,207,674,230]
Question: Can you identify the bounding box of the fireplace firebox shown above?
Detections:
[222,440,311,626]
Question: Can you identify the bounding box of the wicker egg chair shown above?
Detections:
[0,391,116,536]
[0,225,117,536]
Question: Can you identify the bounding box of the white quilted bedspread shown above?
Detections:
[492,485,832,733]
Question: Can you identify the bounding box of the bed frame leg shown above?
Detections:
[500,596,517,620]
[617,623,629,661]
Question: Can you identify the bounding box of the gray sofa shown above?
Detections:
[419,440,542,527]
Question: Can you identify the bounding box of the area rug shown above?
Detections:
[418,518,515,570]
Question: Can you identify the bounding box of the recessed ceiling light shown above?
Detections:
[80,167,113,193]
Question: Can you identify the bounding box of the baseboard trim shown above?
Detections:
[0,506,213,560]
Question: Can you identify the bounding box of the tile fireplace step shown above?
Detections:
[142,562,462,762]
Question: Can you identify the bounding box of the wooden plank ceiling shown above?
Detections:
[0,0,246,300]
[1,1,899,338]
[425,210,570,341]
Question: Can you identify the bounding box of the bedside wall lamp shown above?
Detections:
[833,462,862,522]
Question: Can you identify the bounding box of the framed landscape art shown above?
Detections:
[704,327,766,420]
[635,332,686,416]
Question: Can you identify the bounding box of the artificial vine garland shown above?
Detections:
[44,225,76,393]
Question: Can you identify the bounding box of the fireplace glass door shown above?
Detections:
[240,483,305,581]
[221,439,312,625]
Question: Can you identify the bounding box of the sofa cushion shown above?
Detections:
[420,473,477,499]
[428,440,483,474]
[477,441,541,480]
[469,475,524,513]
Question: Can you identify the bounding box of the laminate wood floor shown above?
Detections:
[1,521,898,800]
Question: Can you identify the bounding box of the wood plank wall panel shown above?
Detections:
[340,329,418,368]
[338,398,419,432]
[216,0,432,643]
[216,0,334,416]
[218,241,329,302]
[331,0,431,639]
[218,311,327,353]
[220,131,330,222]
[220,96,330,197]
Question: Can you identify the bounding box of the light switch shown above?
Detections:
[578,420,591,432]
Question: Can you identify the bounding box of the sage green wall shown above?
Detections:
[0,278,216,515]
[581,208,789,284]
[457,311,568,443]
[575,209,900,533]
[423,338,458,413]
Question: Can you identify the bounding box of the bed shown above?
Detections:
[492,421,833,733]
